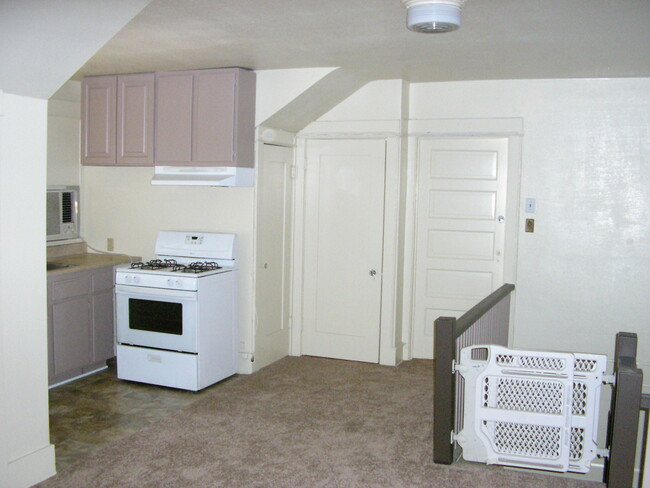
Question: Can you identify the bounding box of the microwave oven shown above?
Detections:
[47,186,79,241]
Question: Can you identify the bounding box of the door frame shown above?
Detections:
[402,118,524,360]
[292,121,402,365]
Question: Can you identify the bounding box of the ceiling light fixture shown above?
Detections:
[401,0,467,33]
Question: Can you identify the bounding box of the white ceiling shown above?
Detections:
[75,0,650,83]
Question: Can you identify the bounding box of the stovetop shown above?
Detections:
[114,232,237,288]
[115,258,234,285]
[129,259,222,274]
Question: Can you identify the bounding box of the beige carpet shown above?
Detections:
[36,356,602,488]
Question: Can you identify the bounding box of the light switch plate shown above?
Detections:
[525,198,536,213]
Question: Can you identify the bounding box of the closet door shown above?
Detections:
[301,139,387,363]
[254,143,293,370]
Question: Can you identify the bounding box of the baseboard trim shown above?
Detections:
[379,342,406,367]
[7,443,56,488]
[395,342,406,365]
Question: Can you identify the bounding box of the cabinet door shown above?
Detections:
[232,68,256,168]
[81,76,116,165]
[52,295,92,377]
[117,73,155,166]
[92,267,115,362]
[155,72,194,164]
[193,70,236,164]
[92,289,114,362]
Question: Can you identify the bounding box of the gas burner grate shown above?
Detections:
[179,261,222,273]
[128,259,222,273]
[130,259,178,270]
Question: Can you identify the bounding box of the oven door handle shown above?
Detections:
[115,284,198,301]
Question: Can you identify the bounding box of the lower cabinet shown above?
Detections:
[47,266,115,386]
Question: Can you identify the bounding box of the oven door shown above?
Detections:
[115,284,198,353]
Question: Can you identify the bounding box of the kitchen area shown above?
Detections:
[45,67,262,470]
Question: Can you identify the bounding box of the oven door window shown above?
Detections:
[129,298,183,335]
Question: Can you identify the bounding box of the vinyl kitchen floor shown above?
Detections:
[48,359,232,472]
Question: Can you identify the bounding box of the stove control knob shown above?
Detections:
[167,279,174,286]
[124,275,132,283]
[133,275,140,284]
[175,280,183,288]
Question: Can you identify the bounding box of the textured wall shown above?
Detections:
[411,78,650,380]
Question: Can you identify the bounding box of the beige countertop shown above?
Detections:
[47,253,134,276]
[47,242,137,276]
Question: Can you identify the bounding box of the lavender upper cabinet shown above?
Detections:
[81,73,155,166]
[81,76,116,165]
[154,71,193,163]
[116,73,155,165]
[155,68,255,167]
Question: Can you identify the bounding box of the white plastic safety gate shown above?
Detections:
[455,345,607,474]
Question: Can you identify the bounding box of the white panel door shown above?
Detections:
[302,139,386,363]
[255,144,293,370]
[412,137,509,358]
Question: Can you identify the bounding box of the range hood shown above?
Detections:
[151,166,254,187]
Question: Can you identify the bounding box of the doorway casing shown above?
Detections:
[291,120,403,366]
[402,118,523,359]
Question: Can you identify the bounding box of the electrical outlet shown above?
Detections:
[107,238,114,251]
[525,219,535,233]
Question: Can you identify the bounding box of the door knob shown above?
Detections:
[369,269,377,277]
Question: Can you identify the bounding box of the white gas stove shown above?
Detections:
[114,231,238,391]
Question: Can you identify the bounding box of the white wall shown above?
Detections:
[0,0,151,99]
[255,68,336,126]
[48,81,81,186]
[0,92,56,487]
[316,79,405,121]
[410,78,650,382]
